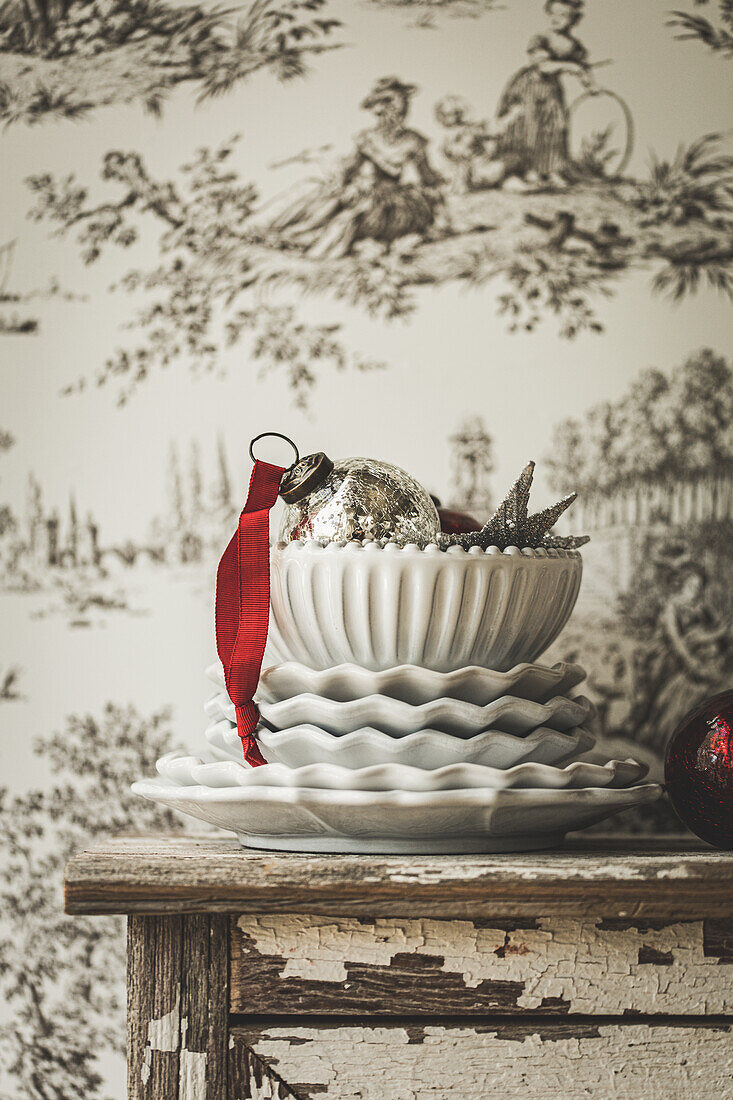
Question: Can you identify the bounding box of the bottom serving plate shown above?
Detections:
[131,778,662,854]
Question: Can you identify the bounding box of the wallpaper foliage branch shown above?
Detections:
[547,349,733,496]
[667,0,733,58]
[27,126,733,404]
[0,705,186,1099]
[0,0,343,124]
[26,139,384,406]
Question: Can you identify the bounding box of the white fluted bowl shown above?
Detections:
[268,540,582,673]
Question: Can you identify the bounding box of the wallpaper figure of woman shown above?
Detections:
[629,559,731,755]
[495,0,598,188]
[269,76,445,257]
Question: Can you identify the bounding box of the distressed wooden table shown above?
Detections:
[65,835,733,1099]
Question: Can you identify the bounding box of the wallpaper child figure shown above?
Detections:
[434,95,525,192]
[495,0,597,188]
[270,77,446,257]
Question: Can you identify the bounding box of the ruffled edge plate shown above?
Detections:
[155,749,648,791]
[205,659,587,707]
[205,719,597,770]
[206,691,595,737]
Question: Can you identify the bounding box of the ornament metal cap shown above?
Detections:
[279,452,335,504]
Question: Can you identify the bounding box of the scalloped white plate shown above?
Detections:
[131,777,662,853]
[205,691,595,737]
[205,660,587,707]
[258,662,587,706]
[155,750,647,792]
[204,720,596,770]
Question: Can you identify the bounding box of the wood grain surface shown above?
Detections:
[64,835,733,919]
[127,914,229,1100]
[229,913,733,1017]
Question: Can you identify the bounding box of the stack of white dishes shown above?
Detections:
[134,540,661,852]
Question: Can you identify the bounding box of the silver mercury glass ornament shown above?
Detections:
[277,448,441,548]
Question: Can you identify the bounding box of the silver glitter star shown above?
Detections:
[440,461,590,551]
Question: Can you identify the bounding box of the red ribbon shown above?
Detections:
[215,459,284,766]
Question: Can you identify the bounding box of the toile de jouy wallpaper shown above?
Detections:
[1,0,732,1092]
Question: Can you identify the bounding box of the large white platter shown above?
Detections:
[155,749,647,792]
[131,777,662,854]
[205,719,597,770]
[205,659,587,707]
[205,691,595,737]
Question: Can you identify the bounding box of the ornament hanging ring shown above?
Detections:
[249,432,300,467]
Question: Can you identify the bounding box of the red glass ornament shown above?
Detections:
[438,507,481,535]
[665,690,733,849]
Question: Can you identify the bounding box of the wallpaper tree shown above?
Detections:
[0,704,186,1099]
[547,348,733,768]
[0,429,22,699]
[547,348,733,499]
[0,0,343,123]
[0,426,14,535]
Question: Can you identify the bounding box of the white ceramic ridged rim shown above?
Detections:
[205,689,594,737]
[247,659,588,706]
[273,539,582,557]
[267,540,583,673]
[205,719,597,770]
[135,779,660,808]
[257,693,595,737]
[155,749,647,792]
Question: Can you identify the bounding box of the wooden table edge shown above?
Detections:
[64,833,733,919]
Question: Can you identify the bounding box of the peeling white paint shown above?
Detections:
[387,866,505,885]
[247,1070,282,1100]
[179,1050,208,1098]
[141,987,181,1085]
[236,915,733,1014]
[248,1023,733,1099]
[141,1049,151,1087]
[148,988,181,1050]
[239,914,433,982]
[139,988,211,1093]
[383,855,706,887]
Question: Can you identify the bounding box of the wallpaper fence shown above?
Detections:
[1,0,732,1094]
